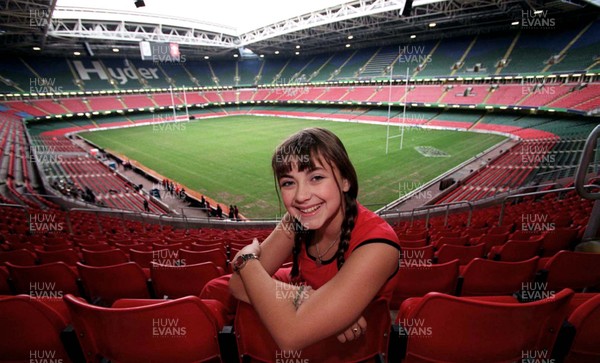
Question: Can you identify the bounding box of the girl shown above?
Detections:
[229,127,400,351]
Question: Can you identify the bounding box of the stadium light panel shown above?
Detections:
[33,47,41,51]
[274,50,280,54]
[73,51,81,55]
[429,22,436,27]
[511,21,519,25]
[346,44,351,47]
[410,35,416,39]
[112,48,119,52]
[347,35,353,39]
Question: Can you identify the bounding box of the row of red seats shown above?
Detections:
[5,82,600,116]
[1,288,598,362]
[394,289,600,363]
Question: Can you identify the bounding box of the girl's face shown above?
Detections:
[278,157,350,232]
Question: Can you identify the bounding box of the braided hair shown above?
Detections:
[272,128,359,277]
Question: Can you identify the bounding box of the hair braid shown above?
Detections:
[290,219,313,278]
[336,194,358,271]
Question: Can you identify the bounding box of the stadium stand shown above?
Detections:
[0,4,599,362]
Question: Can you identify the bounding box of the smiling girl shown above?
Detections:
[229,127,400,351]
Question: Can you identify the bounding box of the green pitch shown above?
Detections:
[80,115,505,218]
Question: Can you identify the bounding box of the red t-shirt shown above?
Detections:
[296,203,400,303]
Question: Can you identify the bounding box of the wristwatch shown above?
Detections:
[232,253,259,273]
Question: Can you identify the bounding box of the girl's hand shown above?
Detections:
[237,238,262,258]
[337,315,367,343]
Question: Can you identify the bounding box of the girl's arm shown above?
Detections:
[237,240,398,351]
[229,216,295,303]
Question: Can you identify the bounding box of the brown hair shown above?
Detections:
[272,128,358,277]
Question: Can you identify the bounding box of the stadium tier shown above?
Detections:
[1,20,599,95]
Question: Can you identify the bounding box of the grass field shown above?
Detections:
[80,115,506,218]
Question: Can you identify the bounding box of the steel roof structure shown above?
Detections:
[0,0,598,59]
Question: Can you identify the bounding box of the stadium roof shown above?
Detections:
[0,0,599,59]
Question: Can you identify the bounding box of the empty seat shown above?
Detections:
[235,298,390,362]
[151,262,221,299]
[400,245,434,267]
[37,248,81,265]
[77,262,150,306]
[0,249,37,266]
[129,248,156,268]
[541,227,578,257]
[458,257,539,296]
[436,243,485,265]
[390,259,459,310]
[179,248,229,273]
[0,295,72,362]
[542,251,600,291]
[477,232,510,254]
[64,294,221,363]
[6,262,80,296]
[488,238,542,262]
[398,239,427,248]
[82,249,128,267]
[432,236,469,250]
[399,289,574,363]
[563,293,600,363]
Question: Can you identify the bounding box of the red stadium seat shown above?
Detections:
[400,245,434,266]
[82,248,128,267]
[399,289,574,363]
[563,294,600,363]
[235,298,390,362]
[398,239,427,248]
[37,248,81,265]
[151,262,221,299]
[179,248,229,273]
[64,294,221,363]
[488,238,542,262]
[542,251,600,291]
[436,243,485,265]
[6,262,80,296]
[390,259,459,310]
[77,262,150,306]
[129,248,156,268]
[0,249,37,266]
[0,295,72,362]
[477,232,510,254]
[541,227,578,257]
[432,235,469,250]
[458,257,539,296]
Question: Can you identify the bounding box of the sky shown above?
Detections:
[55,0,352,34]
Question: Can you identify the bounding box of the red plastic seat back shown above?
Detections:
[565,294,600,363]
[403,289,574,363]
[179,248,229,272]
[496,239,542,262]
[235,298,390,363]
[77,262,150,306]
[151,262,221,299]
[391,259,459,310]
[37,248,81,265]
[437,244,485,265]
[0,295,71,362]
[545,251,600,291]
[0,249,37,266]
[64,294,220,362]
[6,262,80,296]
[541,228,578,257]
[82,249,128,267]
[460,257,538,296]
